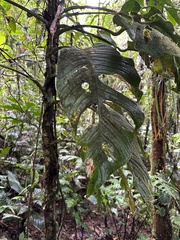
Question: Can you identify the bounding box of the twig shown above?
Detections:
[0,64,44,93]
[56,27,125,52]
[57,24,124,36]
[63,5,116,14]
[4,0,48,25]
[61,11,115,19]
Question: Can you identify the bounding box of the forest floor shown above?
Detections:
[0,200,154,240]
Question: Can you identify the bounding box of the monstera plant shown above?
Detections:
[57,43,151,204]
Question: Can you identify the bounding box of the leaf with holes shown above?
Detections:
[57,43,151,204]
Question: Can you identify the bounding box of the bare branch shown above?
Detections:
[57,24,124,36]
[0,64,44,93]
[61,11,115,20]
[63,5,116,14]
[4,0,48,25]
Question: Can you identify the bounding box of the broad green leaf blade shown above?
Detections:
[113,14,180,57]
[119,168,135,214]
[79,106,134,196]
[85,43,141,88]
[57,47,98,128]
[146,0,172,10]
[57,45,148,199]
[0,34,6,45]
[7,171,23,193]
[142,6,161,19]
[87,156,116,197]
[57,45,143,129]
[0,147,11,157]
[99,106,134,161]
[166,7,180,25]
[7,16,16,32]
[2,213,22,222]
[121,0,141,13]
[99,82,144,129]
[128,139,152,205]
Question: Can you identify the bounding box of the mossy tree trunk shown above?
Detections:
[150,74,172,240]
[150,76,166,175]
[42,0,63,239]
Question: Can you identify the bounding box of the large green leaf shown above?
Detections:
[113,14,180,57]
[57,44,143,129]
[166,7,180,25]
[79,105,134,196]
[85,43,141,88]
[7,171,23,193]
[57,43,151,203]
[120,0,141,14]
[99,82,144,129]
[114,13,180,91]
[57,46,98,129]
[128,139,152,204]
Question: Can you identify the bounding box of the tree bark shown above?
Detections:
[42,0,63,239]
[150,75,172,240]
[150,76,166,175]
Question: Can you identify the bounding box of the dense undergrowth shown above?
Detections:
[0,105,179,239]
[0,0,180,239]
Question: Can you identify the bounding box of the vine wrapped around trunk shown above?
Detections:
[42,1,64,239]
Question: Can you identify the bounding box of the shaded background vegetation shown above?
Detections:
[0,0,180,239]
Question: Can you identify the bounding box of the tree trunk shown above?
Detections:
[150,74,172,240]
[42,1,63,239]
[150,76,166,175]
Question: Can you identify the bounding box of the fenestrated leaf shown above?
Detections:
[85,43,141,89]
[57,46,98,129]
[57,45,143,129]
[57,43,150,202]
[79,106,151,204]
[99,82,144,129]
[128,138,152,205]
[79,105,135,196]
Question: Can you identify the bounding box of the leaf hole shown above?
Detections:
[81,82,91,93]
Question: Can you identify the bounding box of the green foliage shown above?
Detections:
[57,42,152,203]
[115,0,180,91]
[0,147,11,157]
[19,232,32,240]
[7,170,23,193]
[151,174,180,237]
[0,167,44,234]
[172,133,180,144]
[171,210,180,239]
[0,0,180,238]
[152,175,179,204]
